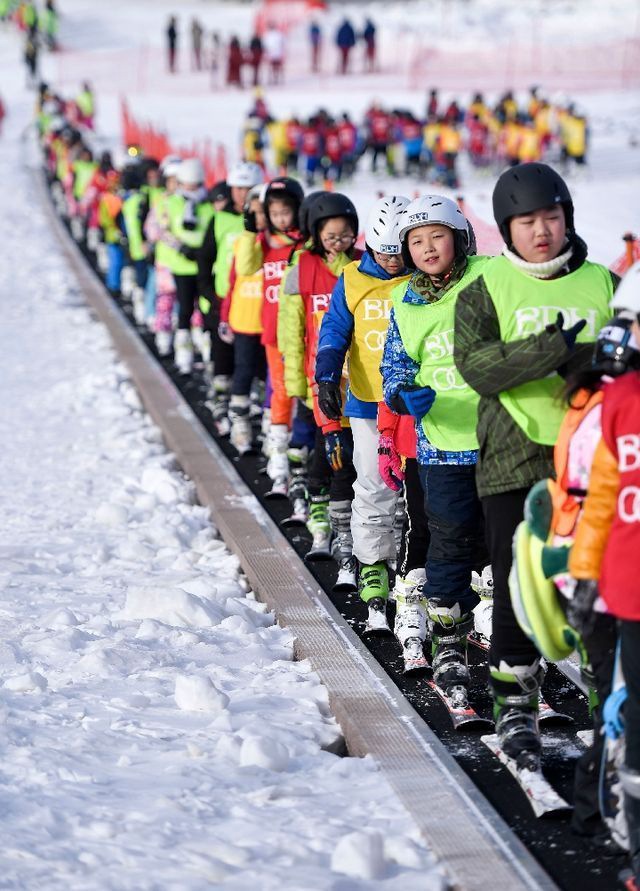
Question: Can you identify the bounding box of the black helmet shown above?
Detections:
[208,180,231,204]
[492,162,574,244]
[299,191,326,240]
[592,312,640,377]
[264,176,304,231]
[301,191,359,243]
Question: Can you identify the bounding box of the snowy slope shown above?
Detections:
[0,24,442,891]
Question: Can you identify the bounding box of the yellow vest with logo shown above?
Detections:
[344,262,410,403]
[483,256,614,445]
[229,267,264,335]
[393,256,489,451]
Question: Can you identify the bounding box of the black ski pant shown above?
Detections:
[308,426,356,502]
[483,488,540,669]
[174,273,199,330]
[231,333,266,396]
[397,457,430,577]
[201,294,234,377]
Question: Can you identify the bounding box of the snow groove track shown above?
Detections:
[37,171,557,891]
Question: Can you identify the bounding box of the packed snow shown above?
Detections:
[1,0,639,886]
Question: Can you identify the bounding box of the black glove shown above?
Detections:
[243,208,258,233]
[317,381,342,421]
[179,244,197,261]
[566,579,598,638]
[552,312,588,350]
[182,219,196,231]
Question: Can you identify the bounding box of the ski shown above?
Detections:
[468,631,490,653]
[538,692,573,725]
[428,681,493,730]
[481,734,572,818]
[364,598,392,634]
[402,638,430,674]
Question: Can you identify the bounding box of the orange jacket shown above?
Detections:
[568,437,619,579]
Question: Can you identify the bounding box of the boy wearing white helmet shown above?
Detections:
[197,160,263,432]
[380,194,489,703]
[316,195,410,601]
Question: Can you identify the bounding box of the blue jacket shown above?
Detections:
[380,295,478,467]
[336,20,356,49]
[316,252,402,420]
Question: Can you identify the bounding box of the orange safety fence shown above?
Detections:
[120,98,227,187]
[611,234,640,276]
[254,0,326,37]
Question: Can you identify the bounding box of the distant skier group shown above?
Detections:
[37,79,640,888]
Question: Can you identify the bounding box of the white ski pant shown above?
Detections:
[350,416,398,564]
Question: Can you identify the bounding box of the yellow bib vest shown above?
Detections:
[229,269,264,335]
[393,256,489,451]
[343,262,410,403]
[483,256,614,445]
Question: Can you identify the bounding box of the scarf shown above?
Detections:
[410,255,468,304]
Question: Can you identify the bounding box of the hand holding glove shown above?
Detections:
[552,312,588,350]
[218,321,235,345]
[398,386,436,420]
[566,579,599,638]
[324,430,352,471]
[378,433,404,491]
[317,381,342,421]
[243,207,258,233]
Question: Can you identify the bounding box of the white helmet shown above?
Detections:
[160,153,182,178]
[177,157,205,186]
[398,194,469,245]
[227,161,263,188]
[365,195,410,254]
[612,260,640,316]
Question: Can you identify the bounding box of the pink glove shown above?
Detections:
[378,433,404,491]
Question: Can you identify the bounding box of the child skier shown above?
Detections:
[221,184,268,454]
[454,162,616,765]
[234,176,305,489]
[381,194,489,703]
[569,315,640,883]
[316,195,411,610]
[279,191,359,563]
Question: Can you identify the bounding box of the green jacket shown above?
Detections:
[453,243,618,498]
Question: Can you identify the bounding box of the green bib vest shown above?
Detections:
[166,195,214,276]
[483,256,614,445]
[393,256,489,451]
[72,159,97,200]
[122,193,145,261]
[213,211,245,298]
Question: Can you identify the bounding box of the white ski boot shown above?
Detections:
[394,569,429,673]
[86,226,100,252]
[206,375,231,436]
[229,396,253,455]
[120,265,136,299]
[472,564,493,650]
[199,329,212,366]
[70,215,85,242]
[132,286,146,326]
[173,329,194,375]
[265,424,290,498]
[155,329,173,357]
[330,500,357,593]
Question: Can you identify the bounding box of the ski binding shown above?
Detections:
[428,681,493,730]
